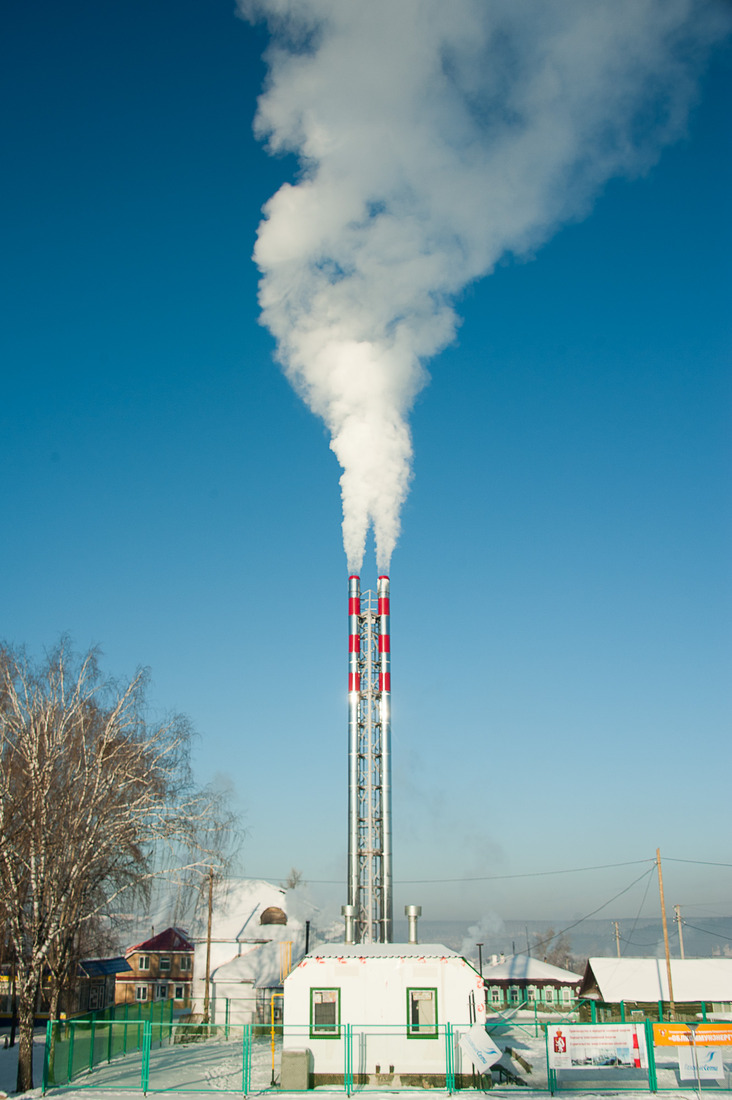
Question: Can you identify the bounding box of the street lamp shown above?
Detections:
[686,1022,702,1100]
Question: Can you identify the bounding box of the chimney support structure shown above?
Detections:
[347,574,393,943]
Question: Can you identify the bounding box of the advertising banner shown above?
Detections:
[677,1047,725,1081]
[459,1023,502,1071]
[654,1023,732,1047]
[547,1024,647,1070]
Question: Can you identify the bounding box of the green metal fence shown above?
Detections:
[42,1013,732,1094]
[43,999,175,1090]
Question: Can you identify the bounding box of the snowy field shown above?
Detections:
[2,1025,732,1100]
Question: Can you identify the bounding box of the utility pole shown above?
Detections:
[674,905,686,960]
[613,921,621,958]
[203,866,214,1024]
[656,848,676,1019]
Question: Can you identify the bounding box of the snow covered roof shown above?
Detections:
[483,954,581,983]
[206,879,314,944]
[581,958,732,1002]
[305,943,460,959]
[213,939,286,989]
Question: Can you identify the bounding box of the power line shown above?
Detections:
[397,859,654,884]
[621,862,655,957]
[529,867,656,955]
[254,858,654,886]
[682,921,732,939]
[666,858,732,869]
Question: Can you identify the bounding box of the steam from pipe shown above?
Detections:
[240,0,729,573]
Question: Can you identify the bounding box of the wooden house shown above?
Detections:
[482,953,582,1011]
[115,927,194,1008]
[578,957,732,1022]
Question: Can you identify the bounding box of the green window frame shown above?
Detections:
[407,987,438,1038]
[310,988,340,1038]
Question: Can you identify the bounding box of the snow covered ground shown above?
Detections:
[2,1023,731,1100]
[0,1031,47,1096]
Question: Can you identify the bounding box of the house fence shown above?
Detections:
[41,1015,732,1094]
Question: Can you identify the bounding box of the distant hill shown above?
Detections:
[392,916,732,969]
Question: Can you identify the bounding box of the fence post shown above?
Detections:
[445,1022,454,1094]
[242,1022,250,1094]
[345,1022,352,1096]
[89,1016,96,1072]
[702,1002,707,1022]
[645,1018,657,1092]
[226,996,230,1040]
[42,1018,52,1094]
[658,1000,663,1022]
[141,1020,152,1093]
[67,1021,75,1084]
[544,1021,552,1095]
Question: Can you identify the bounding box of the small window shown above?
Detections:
[544,987,554,1003]
[562,987,571,1004]
[175,985,185,1000]
[135,986,148,1002]
[491,988,501,1004]
[310,989,340,1038]
[527,986,536,1002]
[180,956,192,972]
[138,956,150,971]
[159,956,171,971]
[157,984,167,1000]
[407,988,438,1038]
[509,987,520,1004]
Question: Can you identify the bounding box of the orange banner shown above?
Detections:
[653,1024,732,1048]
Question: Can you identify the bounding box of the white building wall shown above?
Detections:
[284,951,484,1078]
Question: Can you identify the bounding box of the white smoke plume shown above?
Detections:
[240,0,729,573]
[460,914,507,967]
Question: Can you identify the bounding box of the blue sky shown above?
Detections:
[2,1,730,930]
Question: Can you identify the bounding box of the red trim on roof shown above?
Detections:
[127,926,194,955]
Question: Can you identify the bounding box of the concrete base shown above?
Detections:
[280,1048,313,1090]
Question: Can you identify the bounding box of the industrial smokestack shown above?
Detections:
[346,574,393,943]
[347,574,361,931]
[377,575,393,942]
[405,905,422,945]
[341,905,357,945]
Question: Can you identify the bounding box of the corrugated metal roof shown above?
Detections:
[79,957,132,977]
[483,954,581,983]
[304,943,460,959]
[582,958,732,1002]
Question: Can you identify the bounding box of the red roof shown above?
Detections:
[128,926,194,955]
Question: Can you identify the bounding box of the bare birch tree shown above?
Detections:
[0,640,232,1092]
